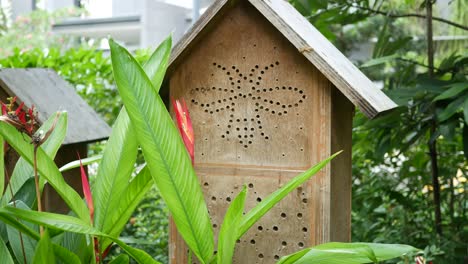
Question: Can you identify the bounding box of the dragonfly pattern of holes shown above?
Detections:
[189,61,306,148]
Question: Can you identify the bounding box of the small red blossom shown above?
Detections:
[172,98,194,164]
[0,97,37,136]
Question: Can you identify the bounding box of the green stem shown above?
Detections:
[33,146,44,236]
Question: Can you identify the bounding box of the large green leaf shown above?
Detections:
[100,166,153,250]
[109,38,214,263]
[0,236,14,264]
[278,242,418,264]
[109,254,130,264]
[2,206,159,264]
[217,186,247,264]
[0,135,4,198]
[93,107,138,233]
[433,82,468,102]
[0,121,89,221]
[1,111,67,206]
[437,95,466,122]
[52,243,82,264]
[6,201,38,264]
[32,230,55,264]
[95,35,171,251]
[238,152,341,237]
[59,155,102,172]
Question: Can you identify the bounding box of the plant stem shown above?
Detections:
[426,0,442,236]
[33,146,44,236]
[5,168,28,264]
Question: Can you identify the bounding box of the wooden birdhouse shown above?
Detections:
[164,0,396,262]
[0,68,111,213]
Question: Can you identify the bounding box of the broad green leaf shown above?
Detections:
[278,242,418,264]
[437,95,466,122]
[59,155,102,172]
[0,135,4,197]
[217,186,247,264]
[95,36,171,250]
[111,239,160,264]
[93,107,138,235]
[100,166,153,250]
[32,230,55,264]
[6,201,38,264]
[0,121,89,221]
[2,206,159,264]
[238,152,341,237]
[433,82,468,101]
[109,38,214,263]
[1,111,67,206]
[143,34,172,90]
[0,237,14,264]
[52,243,82,264]
[109,254,130,264]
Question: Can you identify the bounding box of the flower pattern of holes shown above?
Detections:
[189,62,306,148]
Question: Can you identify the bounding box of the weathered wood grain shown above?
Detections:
[168,2,345,263]
[166,0,397,119]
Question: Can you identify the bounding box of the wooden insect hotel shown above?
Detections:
[0,68,111,213]
[164,0,397,262]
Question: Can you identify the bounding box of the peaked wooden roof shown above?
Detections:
[167,0,397,118]
[0,68,111,145]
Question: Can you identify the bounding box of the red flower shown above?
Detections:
[172,98,194,164]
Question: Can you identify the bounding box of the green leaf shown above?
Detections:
[217,186,247,264]
[32,230,55,264]
[109,254,130,264]
[100,166,153,250]
[52,243,82,264]
[463,124,468,160]
[433,82,468,101]
[437,95,466,122]
[93,107,138,238]
[109,38,214,263]
[0,135,4,198]
[0,237,14,264]
[1,111,67,207]
[278,242,418,264]
[59,155,102,172]
[3,205,159,264]
[95,35,171,250]
[238,152,341,237]
[5,201,38,264]
[0,121,89,221]
[143,34,172,90]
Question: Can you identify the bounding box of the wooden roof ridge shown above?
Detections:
[168,0,397,119]
[0,68,111,145]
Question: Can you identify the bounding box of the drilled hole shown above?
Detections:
[298,242,304,247]
[281,213,286,218]
[250,239,256,244]
[274,255,280,260]
[211,196,216,201]
[248,183,254,188]
[273,226,279,231]
[282,241,287,246]
[297,213,303,218]
[258,254,264,259]
[204,182,209,186]
[302,227,308,232]
[213,224,217,228]
[226,197,232,202]
[258,226,263,231]
[302,198,308,203]
[257,197,262,202]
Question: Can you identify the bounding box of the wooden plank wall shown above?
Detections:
[168,2,351,263]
